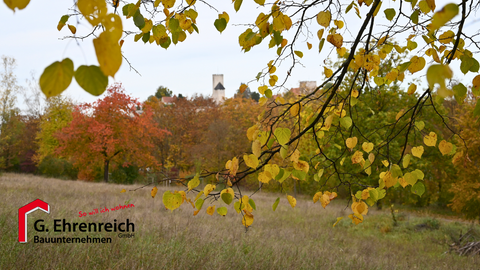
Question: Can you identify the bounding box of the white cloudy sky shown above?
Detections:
[0,0,478,107]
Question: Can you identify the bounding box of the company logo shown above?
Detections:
[18,199,50,243]
[18,199,135,244]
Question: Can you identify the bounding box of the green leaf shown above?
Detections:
[234,201,241,213]
[133,10,145,30]
[274,128,291,146]
[398,62,412,73]
[319,38,325,53]
[272,197,280,211]
[410,10,419,24]
[369,189,378,201]
[234,0,243,12]
[366,197,375,206]
[39,58,74,98]
[221,193,233,205]
[384,8,396,21]
[415,121,425,131]
[276,168,291,183]
[142,32,150,43]
[292,169,306,180]
[273,31,282,46]
[294,51,303,58]
[376,188,386,200]
[391,164,403,178]
[340,116,352,129]
[195,198,204,210]
[160,36,171,49]
[403,154,411,169]
[74,65,108,96]
[57,15,69,31]
[169,17,179,32]
[411,182,425,197]
[217,207,228,216]
[355,190,362,200]
[214,18,227,33]
[248,199,256,210]
[412,169,425,180]
[453,83,467,104]
[280,145,288,159]
[473,101,480,118]
[404,172,417,186]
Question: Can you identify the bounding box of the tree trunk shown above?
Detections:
[104,159,109,182]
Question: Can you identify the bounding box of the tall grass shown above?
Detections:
[1,173,479,269]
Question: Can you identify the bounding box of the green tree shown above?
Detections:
[155,86,173,99]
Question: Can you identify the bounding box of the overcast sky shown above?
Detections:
[1,0,478,108]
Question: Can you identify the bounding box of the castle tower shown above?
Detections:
[212,74,225,103]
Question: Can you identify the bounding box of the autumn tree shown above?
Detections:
[56,84,167,182]
[6,0,480,226]
[449,93,480,219]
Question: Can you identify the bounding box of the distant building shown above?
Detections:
[290,81,317,95]
[212,74,226,103]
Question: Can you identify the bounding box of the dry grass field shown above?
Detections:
[1,173,479,269]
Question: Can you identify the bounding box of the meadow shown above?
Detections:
[1,173,479,269]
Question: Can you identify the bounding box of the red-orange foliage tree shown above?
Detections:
[56,84,167,182]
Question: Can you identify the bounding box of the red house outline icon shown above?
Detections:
[18,199,50,243]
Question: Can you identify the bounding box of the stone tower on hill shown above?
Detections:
[212,74,225,103]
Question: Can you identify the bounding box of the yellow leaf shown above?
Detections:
[382,171,397,188]
[346,137,358,149]
[327,33,343,48]
[293,160,309,174]
[120,189,126,193]
[162,191,183,211]
[439,30,455,44]
[193,209,200,216]
[362,142,374,153]
[93,31,122,77]
[289,149,300,163]
[287,195,296,208]
[382,160,389,167]
[396,109,405,121]
[324,67,333,78]
[472,75,480,94]
[403,154,411,168]
[188,173,200,191]
[424,132,437,147]
[322,115,334,130]
[290,103,301,116]
[258,171,271,184]
[77,0,107,26]
[195,191,204,201]
[225,157,239,176]
[348,213,363,225]
[316,10,331,27]
[408,56,426,74]
[407,83,417,95]
[219,11,230,24]
[352,89,359,98]
[399,177,408,188]
[264,164,280,178]
[438,140,453,155]
[317,29,324,40]
[204,184,216,197]
[307,42,312,50]
[426,64,453,98]
[412,146,424,158]
[351,151,364,164]
[333,217,344,227]
[206,205,215,215]
[361,189,370,200]
[352,201,368,215]
[429,3,459,32]
[334,20,344,29]
[313,192,322,203]
[151,186,158,198]
[67,24,76,34]
[246,125,258,141]
[252,140,261,157]
[243,154,259,169]
[4,0,30,11]
[368,153,375,163]
[39,58,74,98]
[242,210,254,227]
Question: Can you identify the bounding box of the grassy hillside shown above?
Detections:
[1,173,479,269]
